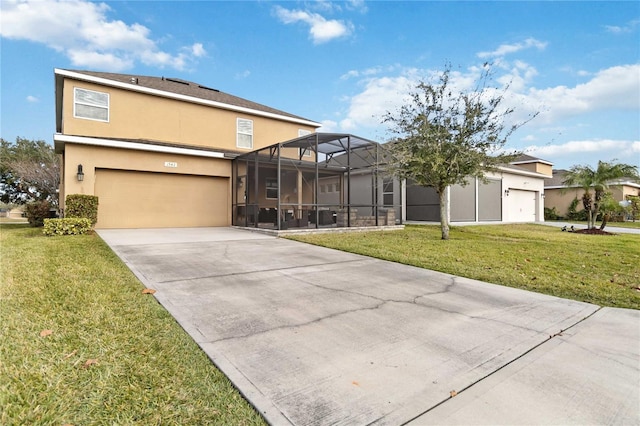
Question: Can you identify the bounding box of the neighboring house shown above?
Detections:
[544,169,640,217]
[405,155,553,223]
[54,69,320,228]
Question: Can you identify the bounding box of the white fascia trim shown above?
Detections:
[511,159,554,166]
[55,68,322,128]
[497,165,549,179]
[54,134,226,159]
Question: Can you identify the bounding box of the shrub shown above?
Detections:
[43,218,93,236]
[566,198,588,221]
[24,201,50,227]
[65,194,99,225]
[544,207,560,220]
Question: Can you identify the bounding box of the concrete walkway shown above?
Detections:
[98,227,639,425]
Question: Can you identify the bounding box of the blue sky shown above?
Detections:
[1,0,638,170]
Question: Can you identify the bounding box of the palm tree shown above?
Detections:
[562,160,639,229]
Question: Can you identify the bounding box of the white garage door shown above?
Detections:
[508,189,537,222]
[95,169,229,228]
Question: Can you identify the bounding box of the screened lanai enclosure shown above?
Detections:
[232,133,402,230]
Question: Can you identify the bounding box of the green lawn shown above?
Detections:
[289,224,640,310]
[0,225,265,425]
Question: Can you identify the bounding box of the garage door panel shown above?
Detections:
[95,170,228,228]
[508,189,537,222]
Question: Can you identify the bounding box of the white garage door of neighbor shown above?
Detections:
[95,169,229,228]
[508,189,537,222]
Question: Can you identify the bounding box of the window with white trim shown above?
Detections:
[383,177,394,206]
[74,87,109,122]
[298,129,312,157]
[266,178,278,199]
[237,118,253,149]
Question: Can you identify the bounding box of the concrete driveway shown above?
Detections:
[98,227,639,425]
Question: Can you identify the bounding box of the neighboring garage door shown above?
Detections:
[508,189,537,222]
[95,169,229,228]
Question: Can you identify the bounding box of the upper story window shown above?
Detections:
[237,118,253,149]
[298,129,311,157]
[74,87,109,122]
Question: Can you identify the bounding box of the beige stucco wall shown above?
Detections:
[60,143,231,219]
[516,162,553,177]
[62,79,316,152]
[544,185,640,216]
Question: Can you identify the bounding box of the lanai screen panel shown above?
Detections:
[232,133,397,230]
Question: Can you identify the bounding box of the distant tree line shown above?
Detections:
[0,137,60,208]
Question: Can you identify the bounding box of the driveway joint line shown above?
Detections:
[398,305,605,425]
[152,258,371,283]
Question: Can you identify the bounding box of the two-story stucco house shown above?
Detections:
[54,69,320,228]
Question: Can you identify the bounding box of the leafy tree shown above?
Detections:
[0,137,60,207]
[562,160,639,229]
[626,195,640,222]
[598,192,624,230]
[383,64,537,239]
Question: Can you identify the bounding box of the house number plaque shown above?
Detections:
[164,161,178,168]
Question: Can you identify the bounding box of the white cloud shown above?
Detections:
[340,65,399,80]
[525,139,640,165]
[235,70,251,80]
[334,72,423,134]
[318,119,339,133]
[346,0,368,13]
[477,37,547,59]
[273,6,353,44]
[329,58,639,149]
[26,95,39,103]
[522,139,640,169]
[0,0,205,71]
[529,64,640,124]
[605,19,640,34]
[189,43,206,58]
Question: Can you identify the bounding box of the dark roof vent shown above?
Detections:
[165,77,190,86]
[198,85,219,92]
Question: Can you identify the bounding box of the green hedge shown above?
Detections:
[65,194,99,225]
[43,218,93,236]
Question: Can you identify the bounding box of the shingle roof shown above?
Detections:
[545,169,640,188]
[545,169,569,187]
[511,154,553,165]
[58,69,319,124]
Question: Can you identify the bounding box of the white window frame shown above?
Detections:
[298,129,312,157]
[383,177,394,207]
[237,118,253,149]
[265,177,278,199]
[74,87,109,122]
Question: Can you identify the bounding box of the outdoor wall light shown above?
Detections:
[77,164,84,182]
[541,192,545,199]
[504,189,509,197]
